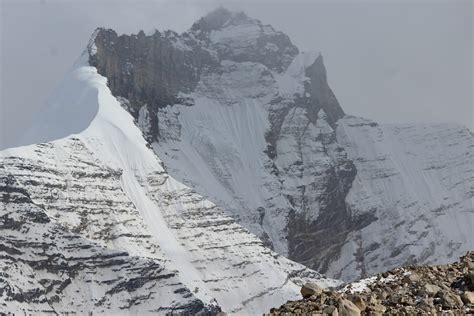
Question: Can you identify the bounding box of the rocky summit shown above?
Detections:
[268,252,474,315]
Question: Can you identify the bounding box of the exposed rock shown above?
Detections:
[324,305,339,315]
[461,291,474,304]
[89,27,219,142]
[348,294,366,311]
[301,282,323,298]
[267,252,474,315]
[423,283,441,296]
[469,273,474,286]
[338,298,360,316]
[402,272,420,284]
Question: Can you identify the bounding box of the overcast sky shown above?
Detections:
[1,0,472,149]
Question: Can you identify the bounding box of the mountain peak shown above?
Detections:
[191,7,255,32]
[188,8,299,72]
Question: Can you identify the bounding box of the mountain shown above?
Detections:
[87,8,473,280]
[1,7,472,314]
[0,22,337,314]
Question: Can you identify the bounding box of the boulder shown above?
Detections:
[461,291,474,305]
[438,291,463,308]
[368,304,386,316]
[301,282,323,298]
[338,298,361,316]
[323,305,339,316]
[423,283,441,296]
[402,272,420,284]
[349,294,366,311]
[469,273,474,287]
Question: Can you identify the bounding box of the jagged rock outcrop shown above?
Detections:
[268,252,474,315]
[85,8,474,281]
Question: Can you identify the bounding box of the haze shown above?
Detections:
[1,0,472,149]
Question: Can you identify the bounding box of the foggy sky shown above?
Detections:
[1,0,472,149]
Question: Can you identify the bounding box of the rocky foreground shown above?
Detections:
[268,252,474,315]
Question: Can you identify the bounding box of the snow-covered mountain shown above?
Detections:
[88,8,473,279]
[0,44,336,315]
[1,7,473,314]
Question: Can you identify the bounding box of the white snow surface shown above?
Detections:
[1,53,338,314]
[331,116,474,280]
[274,50,320,97]
[153,47,474,281]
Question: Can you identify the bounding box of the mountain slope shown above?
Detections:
[0,54,337,314]
[87,8,473,281]
[331,117,474,280]
[1,7,472,314]
[0,168,213,314]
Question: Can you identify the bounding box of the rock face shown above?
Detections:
[88,27,218,142]
[87,7,474,281]
[0,51,337,314]
[268,252,474,315]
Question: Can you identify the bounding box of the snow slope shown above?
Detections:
[155,59,474,280]
[143,9,474,281]
[0,52,337,314]
[330,116,474,280]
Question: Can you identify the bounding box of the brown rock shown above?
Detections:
[469,273,474,286]
[301,282,323,298]
[323,305,338,316]
[267,252,474,315]
[418,298,435,313]
[367,304,386,315]
[438,291,463,308]
[462,291,474,305]
[402,273,420,284]
[423,283,441,296]
[349,295,366,311]
[338,298,361,316]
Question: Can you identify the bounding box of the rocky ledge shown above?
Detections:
[268,251,474,315]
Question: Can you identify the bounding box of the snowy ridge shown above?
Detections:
[0,52,337,314]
